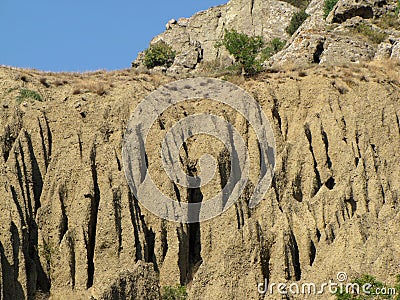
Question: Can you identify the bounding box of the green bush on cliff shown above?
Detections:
[353,23,388,44]
[162,285,187,300]
[281,0,310,9]
[216,29,264,75]
[16,89,43,103]
[261,37,286,61]
[286,10,309,35]
[216,30,287,75]
[143,42,176,69]
[324,0,339,18]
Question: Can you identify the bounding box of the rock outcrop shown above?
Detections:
[269,0,400,67]
[326,0,396,23]
[133,0,298,74]
[133,0,400,73]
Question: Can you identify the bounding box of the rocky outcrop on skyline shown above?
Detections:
[133,0,400,73]
[132,0,298,73]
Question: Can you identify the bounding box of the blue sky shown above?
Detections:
[0,0,227,72]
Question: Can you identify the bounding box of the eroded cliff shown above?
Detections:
[0,61,399,299]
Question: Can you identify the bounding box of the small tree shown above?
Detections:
[286,10,310,36]
[143,42,176,69]
[217,29,264,75]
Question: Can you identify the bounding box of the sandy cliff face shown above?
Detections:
[0,62,399,299]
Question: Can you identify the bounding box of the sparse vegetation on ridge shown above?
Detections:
[324,0,339,18]
[162,285,188,300]
[216,29,264,75]
[16,88,43,103]
[261,37,287,61]
[286,10,309,36]
[353,23,388,44]
[216,29,286,75]
[376,13,400,30]
[143,41,176,69]
[281,0,310,9]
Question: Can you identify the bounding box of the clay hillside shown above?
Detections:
[0,0,400,299]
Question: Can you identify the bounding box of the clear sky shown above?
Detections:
[0,0,227,72]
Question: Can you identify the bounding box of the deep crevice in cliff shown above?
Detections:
[87,145,100,288]
[304,124,322,197]
[58,184,69,244]
[112,188,123,255]
[284,230,301,281]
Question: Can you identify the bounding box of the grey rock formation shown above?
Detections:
[134,0,298,73]
[327,0,399,23]
[269,18,376,68]
[270,9,400,68]
[390,39,400,59]
[133,0,400,73]
[375,41,394,59]
[320,34,376,64]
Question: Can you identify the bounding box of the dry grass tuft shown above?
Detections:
[298,71,307,77]
[40,77,50,88]
[366,59,400,84]
[73,80,108,96]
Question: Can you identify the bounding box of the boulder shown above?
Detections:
[165,19,177,30]
[391,40,400,60]
[98,262,160,300]
[375,42,394,59]
[270,28,375,67]
[320,35,376,64]
[327,0,398,23]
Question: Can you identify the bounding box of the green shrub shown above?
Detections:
[286,10,310,36]
[162,285,187,300]
[281,0,310,9]
[143,42,176,69]
[324,0,339,18]
[353,23,388,44]
[261,38,286,61]
[216,29,265,75]
[16,89,43,103]
[216,31,287,75]
[396,0,400,15]
[376,13,400,30]
[335,274,399,300]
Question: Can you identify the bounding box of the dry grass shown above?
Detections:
[72,80,108,96]
[39,77,50,88]
[351,23,388,44]
[364,59,400,84]
[375,13,400,30]
[196,60,242,78]
[1,58,399,98]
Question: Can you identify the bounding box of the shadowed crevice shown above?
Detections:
[87,145,100,288]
